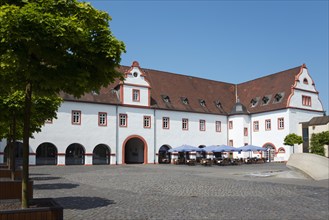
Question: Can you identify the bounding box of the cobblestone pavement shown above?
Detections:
[29,163,329,220]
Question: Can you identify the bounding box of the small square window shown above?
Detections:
[278,118,284,130]
[302,95,311,106]
[163,117,170,129]
[229,121,233,129]
[132,89,140,102]
[265,119,271,131]
[98,112,107,126]
[215,121,221,132]
[72,110,81,125]
[253,121,259,132]
[244,127,248,136]
[199,120,206,131]
[119,114,127,127]
[144,116,151,128]
[182,118,188,130]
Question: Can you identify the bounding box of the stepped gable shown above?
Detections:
[141,67,236,114]
[237,66,302,114]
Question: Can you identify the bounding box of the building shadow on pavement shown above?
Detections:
[54,196,115,210]
[33,183,79,190]
[31,176,62,181]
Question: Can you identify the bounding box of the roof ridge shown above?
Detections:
[237,65,302,86]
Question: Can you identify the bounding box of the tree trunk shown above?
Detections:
[10,115,17,180]
[22,82,32,209]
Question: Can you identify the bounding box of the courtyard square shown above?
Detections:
[28,163,329,220]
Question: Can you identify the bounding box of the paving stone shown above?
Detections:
[29,163,329,220]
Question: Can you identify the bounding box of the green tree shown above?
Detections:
[284,133,303,154]
[0,90,62,179]
[0,0,125,208]
[310,131,329,156]
[284,133,303,146]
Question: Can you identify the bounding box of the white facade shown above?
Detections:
[0,63,325,165]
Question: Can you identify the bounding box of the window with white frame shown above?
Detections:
[253,121,259,132]
[119,114,127,127]
[72,110,81,125]
[199,120,206,131]
[132,89,140,102]
[265,119,271,130]
[98,112,107,126]
[182,118,188,130]
[215,121,221,132]
[278,118,284,129]
[144,116,151,128]
[163,117,169,129]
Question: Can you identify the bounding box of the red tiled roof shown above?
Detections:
[237,66,301,114]
[62,64,304,115]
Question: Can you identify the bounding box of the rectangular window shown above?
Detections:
[265,119,271,131]
[278,117,284,130]
[199,120,206,131]
[229,121,233,129]
[182,118,188,130]
[144,116,151,128]
[244,127,248,136]
[229,140,233,146]
[215,121,221,132]
[119,114,127,127]
[163,117,169,129]
[132,89,140,102]
[98,112,107,126]
[253,121,259,132]
[302,95,311,106]
[72,110,81,125]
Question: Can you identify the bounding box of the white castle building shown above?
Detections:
[0,61,325,165]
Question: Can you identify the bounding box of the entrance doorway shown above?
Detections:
[123,136,147,164]
[65,143,85,165]
[4,142,24,167]
[93,144,110,165]
[158,145,171,164]
[263,143,276,162]
[36,142,57,165]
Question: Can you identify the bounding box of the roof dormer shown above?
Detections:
[120,61,151,107]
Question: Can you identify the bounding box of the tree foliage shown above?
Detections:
[284,133,303,146]
[0,0,125,208]
[0,90,62,140]
[310,131,329,156]
[0,0,125,96]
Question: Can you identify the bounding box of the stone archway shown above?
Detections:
[4,142,24,166]
[36,142,58,165]
[93,144,110,165]
[65,143,85,165]
[263,143,276,162]
[122,135,148,164]
[158,145,171,164]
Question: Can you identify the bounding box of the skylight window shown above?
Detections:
[273,93,284,103]
[199,99,206,107]
[250,97,259,107]
[262,96,270,105]
[215,100,222,108]
[181,97,189,105]
[161,95,170,103]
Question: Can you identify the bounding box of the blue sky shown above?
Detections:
[89,0,328,113]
